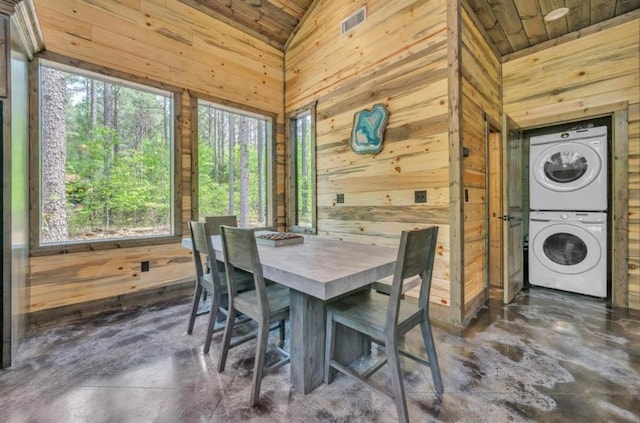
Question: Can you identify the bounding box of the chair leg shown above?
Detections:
[187,284,203,334]
[203,288,222,354]
[387,342,409,423]
[420,319,444,394]
[363,336,372,356]
[279,319,286,346]
[217,307,236,372]
[324,311,337,384]
[250,321,270,407]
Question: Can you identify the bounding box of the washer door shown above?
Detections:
[532,142,601,192]
[532,223,602,274]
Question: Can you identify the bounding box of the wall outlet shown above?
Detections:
[414,190,427,203]
[141,261,150,272]
[337,193,344,203]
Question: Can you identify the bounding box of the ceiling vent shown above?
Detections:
[341,6,366,36]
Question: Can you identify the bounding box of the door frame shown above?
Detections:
[611,108,629,307]
[486,127,503,291]
[504,106,629,307]
[1,95,9,369]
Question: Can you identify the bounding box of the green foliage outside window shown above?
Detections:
[197,102,269,227]
[39,65,173,244]
[295,112,313,227]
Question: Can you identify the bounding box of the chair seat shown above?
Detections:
[372,275,421,295]
[327,290,423,341]
[200,268,254,294]
[235,284,290,322]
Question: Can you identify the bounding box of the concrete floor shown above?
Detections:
[1,287,639,423]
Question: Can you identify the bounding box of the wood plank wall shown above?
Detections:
[460,5,500,320]
[285,0,452,314]
[27,0,285,314]
[503,19,640,310]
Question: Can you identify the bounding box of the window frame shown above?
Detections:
[190,92,277,230]
[287,102,317,234]
[29,54,183,255]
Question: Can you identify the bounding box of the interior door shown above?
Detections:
[503,115,524,304]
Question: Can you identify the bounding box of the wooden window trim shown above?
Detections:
[29,52,183,256]
[286,101,317,234]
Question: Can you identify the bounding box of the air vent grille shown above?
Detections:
[341,6,366,35]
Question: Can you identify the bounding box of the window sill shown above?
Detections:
[30,235,182,257]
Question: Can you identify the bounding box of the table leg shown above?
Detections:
[289,290,366,394]
[289,290,324,393]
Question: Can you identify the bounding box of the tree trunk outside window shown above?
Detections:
[41,67,68,243]
[239,117,249,226]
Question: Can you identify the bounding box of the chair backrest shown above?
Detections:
[205,215,238,236]
[219,226,269,318]
[386,226,439,331]
[205,216,238,272]
[189,220,223,288]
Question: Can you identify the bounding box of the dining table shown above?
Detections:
[182,232,398,394]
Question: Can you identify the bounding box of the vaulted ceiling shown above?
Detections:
[179,0,640,55]
[178,0,314,50]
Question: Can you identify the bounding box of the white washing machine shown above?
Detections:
[529,211,607,297]
[529,126,607,211]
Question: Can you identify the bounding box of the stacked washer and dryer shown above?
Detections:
[528,126,608,297]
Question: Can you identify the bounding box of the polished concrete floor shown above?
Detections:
[1,287,639,423]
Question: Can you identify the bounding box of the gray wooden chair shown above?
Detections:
[373,275,421,297]
[205,215,238,236]
[186,220,253,353]
[218,225,290,406]
[324,226,443,423]
[204,215,241,288]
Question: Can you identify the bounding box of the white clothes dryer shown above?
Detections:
[529,126,607,211]
[529,211,607,297]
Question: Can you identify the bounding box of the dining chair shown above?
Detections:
[324,226,443,423]
[186,220,253,354]
[204,215,241,293]
[372,275,421,297]
[204,215,238,236]
[218,225,290,406]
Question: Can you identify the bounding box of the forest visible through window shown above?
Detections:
[294,111,313,227]
[197,101,270,227]
[39,64,173,245]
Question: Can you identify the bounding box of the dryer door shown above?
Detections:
[532,142,601,192]
[532,223,602,274]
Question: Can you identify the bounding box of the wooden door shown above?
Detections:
[502,115,524,304]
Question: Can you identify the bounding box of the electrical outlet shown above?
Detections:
[414,190,427,203]
[337,193,344,203]
[141,261,150,272]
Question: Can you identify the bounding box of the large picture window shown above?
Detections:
[37,62,175,246]
[196,100,273,227]
[288,103,316,233]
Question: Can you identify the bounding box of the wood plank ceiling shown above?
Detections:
[180,0,640,55]
[466,0,640,56]
[178,0,314,50]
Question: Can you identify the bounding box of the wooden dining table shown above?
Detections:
[182,232,398,394]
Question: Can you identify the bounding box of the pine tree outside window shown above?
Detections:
[288,103,316,234]
[37,62,176,246]
[196,100,274,228]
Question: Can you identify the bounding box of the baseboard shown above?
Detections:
[27,280,194,333]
